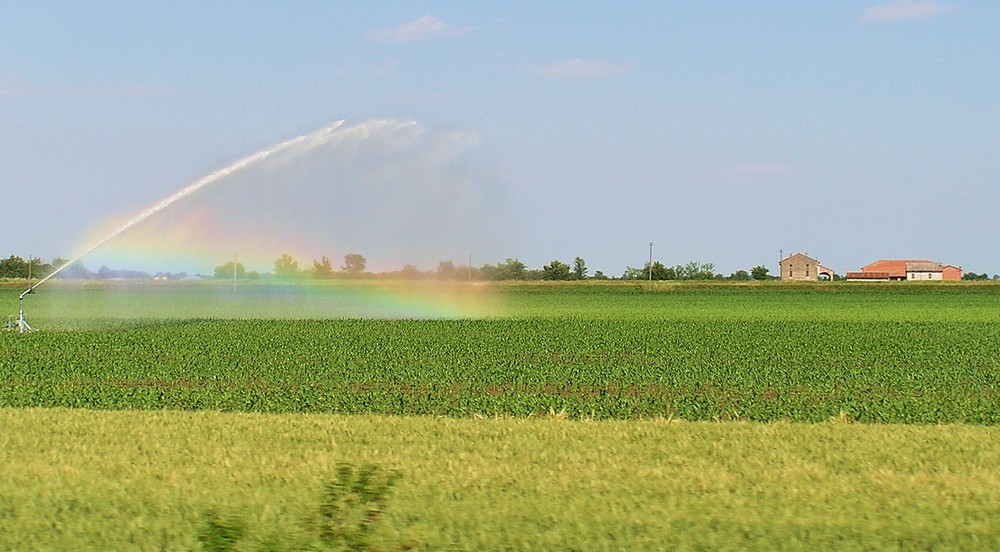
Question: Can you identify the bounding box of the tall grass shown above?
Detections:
[1,409,997,550]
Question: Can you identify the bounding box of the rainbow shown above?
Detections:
[50,119,503,320]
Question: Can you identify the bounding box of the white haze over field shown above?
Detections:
[80,120,510,275]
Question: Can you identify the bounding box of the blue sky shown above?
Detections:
[2,1,998,276]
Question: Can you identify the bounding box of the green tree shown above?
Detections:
[497,258,527,280]
[312,256,334,279]
[622,266,644,280]
[729,270,752,281]
[478,263,500,281]
[654,262,676,280]
[274,253,301,278]
[572,257,588,280]
[0,255,29,278]
[751,265,771,281]
[342,253,367,276]
[436,260,457,280]
[542,260,572,281]
[27,257,52,279]
[677,261,717,280]
[213,261,246,280]
[624,262,673,280]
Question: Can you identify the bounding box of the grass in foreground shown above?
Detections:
[1,408,998,550]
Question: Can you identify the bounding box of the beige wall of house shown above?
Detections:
[779,253,833,281]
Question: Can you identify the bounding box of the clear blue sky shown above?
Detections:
[3,1,998,276]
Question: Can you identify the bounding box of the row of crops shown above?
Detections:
[3,282,999,423]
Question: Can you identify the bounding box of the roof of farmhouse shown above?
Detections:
[862,259,934,277]
[906,262,944,272]
[780,253,823,263]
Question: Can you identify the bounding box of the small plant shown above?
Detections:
[197,510,244,552]
[196,463,401,551]
[315,462,402,550]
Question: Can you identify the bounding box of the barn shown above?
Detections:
[845,260,962,281]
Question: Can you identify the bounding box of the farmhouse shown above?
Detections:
[779,253,835,281]
[845,260,962,281]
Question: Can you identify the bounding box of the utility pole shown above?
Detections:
[648,242,653,281]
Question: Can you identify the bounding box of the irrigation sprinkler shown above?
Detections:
[14,263,61,333]
[17,287,34,333]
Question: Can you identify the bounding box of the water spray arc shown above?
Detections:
[15,121,345,332]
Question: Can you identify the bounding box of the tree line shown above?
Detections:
[0,255,186,281]
[210,254,778,282]
[7,252,996,283]
[0,256,61,280]
[962,272,1000,281]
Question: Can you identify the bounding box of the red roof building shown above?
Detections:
[846,260,962,281]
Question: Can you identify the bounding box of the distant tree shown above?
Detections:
[214,261,246,280]
[312,256,334,279]
[274,253,301,278]
[55,260,92,280]
[624,262,673,280]
[341,253,366,275]
[398,264,421,280]
[542,260,572,281]
[444,261,478,281]
[751,265,771,281]
[652,262,675,280]
[623,261,720,281]
[729,270,752,281]
[436,260,457,280]
[478,263,500,281]
[0,255,29,278]
[497,258,527,280]
[592,270,609,280]
[677,261,717,280]
[622,266,644,280]
[25,257,52,279]
[95,266,151,280]
[475,259,529,281]
[656,262,677,280]
[572,257,588,280]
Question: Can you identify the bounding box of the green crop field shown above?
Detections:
[1,281,999,549]
[3,281,999,423]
